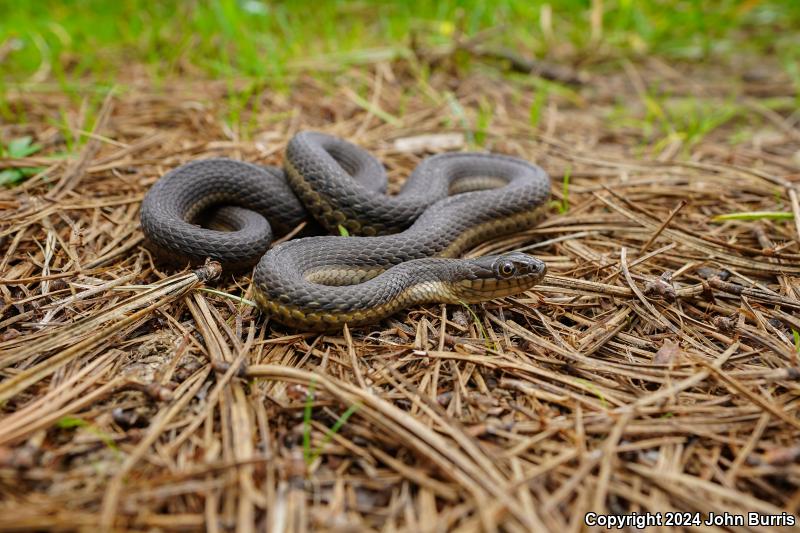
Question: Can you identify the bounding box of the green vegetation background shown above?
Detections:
[1,0,798,82]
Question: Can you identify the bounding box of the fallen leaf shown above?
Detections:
[654,339,681,365]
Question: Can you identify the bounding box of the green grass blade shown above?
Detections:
[712,212,794,222]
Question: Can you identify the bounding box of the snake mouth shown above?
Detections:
[455,274,544,302]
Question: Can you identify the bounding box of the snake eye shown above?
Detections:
[497,260,516,278]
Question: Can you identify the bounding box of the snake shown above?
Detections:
[140,131,550,330]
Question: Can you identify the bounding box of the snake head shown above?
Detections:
[454,251,547,302]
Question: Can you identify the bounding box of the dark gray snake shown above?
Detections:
[140,131,550,330]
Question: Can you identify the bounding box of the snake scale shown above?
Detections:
[140,131,550,330]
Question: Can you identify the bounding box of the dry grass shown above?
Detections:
[1,56,800,532]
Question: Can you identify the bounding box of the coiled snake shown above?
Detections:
[140,132,550,330]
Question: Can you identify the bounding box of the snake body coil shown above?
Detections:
[141,132,550,330]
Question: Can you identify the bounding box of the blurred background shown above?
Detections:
[1,0,798,83]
